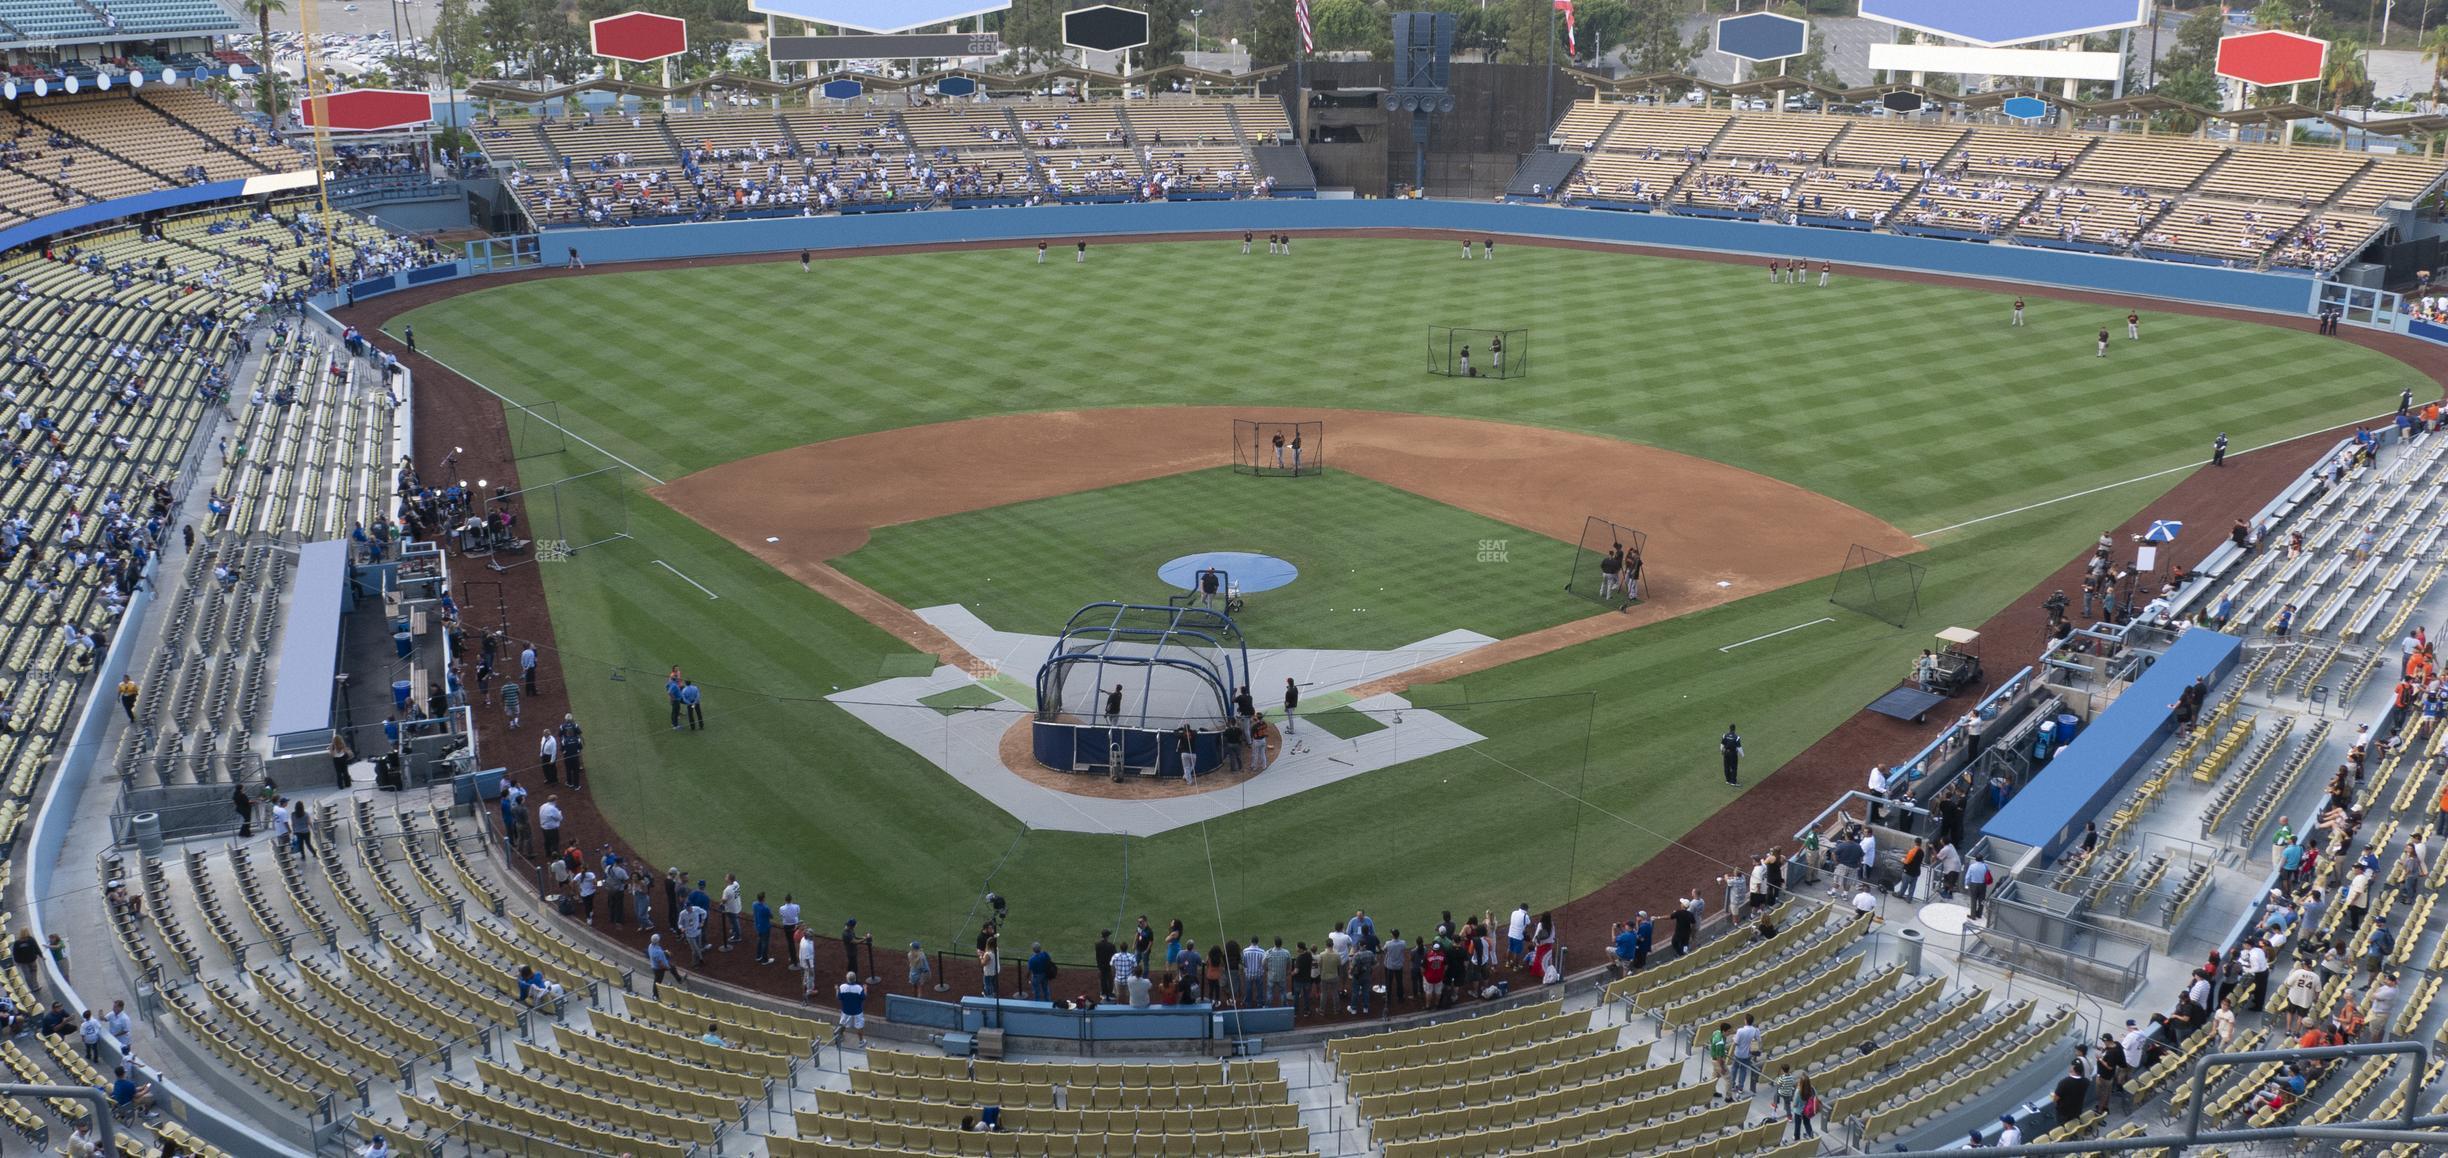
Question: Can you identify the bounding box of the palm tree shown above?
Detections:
[2326,38,2370,149]
[243,0,286,119]
[2423,25,2448,112]
[2325,38,2369,113]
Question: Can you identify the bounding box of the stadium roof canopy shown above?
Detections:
[0,0,242,49]
[467,61,1278,104]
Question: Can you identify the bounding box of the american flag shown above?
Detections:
[1295,0,1313,54]
[1556,0,1577,57]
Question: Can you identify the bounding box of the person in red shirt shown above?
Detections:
[1421,942,1448,1008]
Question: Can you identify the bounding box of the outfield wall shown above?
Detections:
[485,201,2322,316]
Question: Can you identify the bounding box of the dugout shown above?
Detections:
[1032,603,1252,780]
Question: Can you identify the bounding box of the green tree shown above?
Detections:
[1570,0,1629,65]
[242,0,285,116]
[2325,37,2370,118]
[1308,0,1377,54]
[1143,0,1191,67]
[1767,0,1837,88]
[1618,0,1699,74]
[1246,0,1295,65]
[995,0,1064,70]
[2156,7,2226,78]
[2422,24,2448,108]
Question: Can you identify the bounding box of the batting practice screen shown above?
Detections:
[1830,543,1925,627]
[1428,326,1528,379]
[1233,419,1325,477]
[1564,516,1647,608]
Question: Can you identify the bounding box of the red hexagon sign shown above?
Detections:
[298,89,434,132]
[591,11,689,64]
[2215,29,2328,88]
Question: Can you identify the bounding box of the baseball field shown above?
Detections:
[390,236,2418,957]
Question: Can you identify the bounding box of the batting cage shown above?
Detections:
[502,399,567,460]
[1428,326,1528,379]
[1830,544,1925,627]
[1033,603,1249,778]
[1563,517,1648,609]
[1232,419,1324,477]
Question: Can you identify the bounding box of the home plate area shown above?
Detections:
[823,604,1492,836]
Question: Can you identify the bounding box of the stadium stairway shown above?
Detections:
[128,92,279,176]
[1507,151,1584,200]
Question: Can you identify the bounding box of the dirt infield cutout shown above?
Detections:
[653,406,1920,693]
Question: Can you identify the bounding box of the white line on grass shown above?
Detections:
[655,560,720,599]
[394,341,669,486]
[1718,617,1834,653]
[1914,410,2400,540]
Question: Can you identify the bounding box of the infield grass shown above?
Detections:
[394,238,2404,951]
[833,468,1589,651]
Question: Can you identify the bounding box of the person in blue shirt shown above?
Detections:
[751,894,774,965]
[1027,942,1056,1002]
[1632,914,1654,971]
[647,934,679,996]
[1612,923,1639,975]
[681,681,703,730]
[666,675,684,729]
[105,1065,151,1121]
[837,972,869,1043]
[688,881,711,916]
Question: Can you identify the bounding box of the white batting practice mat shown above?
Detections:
[824,605,1494,836]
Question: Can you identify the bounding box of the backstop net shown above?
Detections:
[1428,326,1528,379]
[1232,419,1324,477]
[503,399,567,460]
[1563,517,1648,609]
[1035,603,1248,732]
[1830,544,1925,627]
[488,456,634,564]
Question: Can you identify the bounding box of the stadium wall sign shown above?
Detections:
[492,201,2322,317]
[590,11,689,63]
[1857,0,2147,48]
[298,89,435,132]
[745,0,1012,35]
[771,32,1003,61]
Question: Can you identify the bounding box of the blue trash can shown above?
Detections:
[2056,713,2081,744]
[394,630,414,660]
[392,680,412,710]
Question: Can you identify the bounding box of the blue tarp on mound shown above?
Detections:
[1982,628,2244,860]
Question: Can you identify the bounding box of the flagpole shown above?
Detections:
[1294,0,1309,149]
[1545,0,1557,131]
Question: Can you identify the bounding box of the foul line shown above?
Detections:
[655,560,719,599]
[390,339,669,486]
[1914,409,2402,540]
[1718,617,1835,653]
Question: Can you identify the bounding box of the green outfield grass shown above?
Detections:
[833,468,1589,651]
[393,238,2406,953]
[400,239,2418,532]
